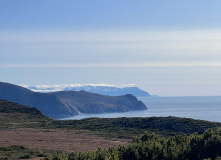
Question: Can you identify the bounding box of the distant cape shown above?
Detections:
[22,84,150,97]
[0,82,147,119]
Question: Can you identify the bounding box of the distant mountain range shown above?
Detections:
[21,84,150,97]
[0,82,147,119]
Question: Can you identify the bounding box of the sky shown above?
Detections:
[0,0,221,96]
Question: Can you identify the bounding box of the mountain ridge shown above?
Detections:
[51,91,147,114]
[0,82,147,119]
[22,84,150,97]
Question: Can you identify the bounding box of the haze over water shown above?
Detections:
[62,96,221,122]
[1,1,221,97]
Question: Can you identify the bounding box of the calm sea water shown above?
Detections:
[61,96,221,122]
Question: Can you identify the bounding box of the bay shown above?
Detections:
[61,96,221,122]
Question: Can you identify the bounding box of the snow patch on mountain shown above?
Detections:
[20,84,135,92]
[20,84,150,97]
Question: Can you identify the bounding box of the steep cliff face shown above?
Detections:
[0,82,147,119]
[52,91,147,114]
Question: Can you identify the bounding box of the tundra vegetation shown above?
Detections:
[0,99,221,159]
[44,128,221,160]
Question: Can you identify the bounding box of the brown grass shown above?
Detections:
[0,128,129,153]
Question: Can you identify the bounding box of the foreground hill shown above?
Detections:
[0,82,147,119]
[1,99,221,159]
[0,99,51,128]
[51,117,221,138]
[0,99,128,158]
[1,98,221,138]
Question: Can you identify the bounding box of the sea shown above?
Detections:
[61,96,221,122]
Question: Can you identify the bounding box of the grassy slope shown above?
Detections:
[0,99,51,129]
[0,99,53,159]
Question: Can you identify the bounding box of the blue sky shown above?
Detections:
[0,0,221,96]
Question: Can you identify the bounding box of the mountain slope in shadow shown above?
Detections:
[0,82,77,118]
[0,82,147,119]
[52,91,147,114]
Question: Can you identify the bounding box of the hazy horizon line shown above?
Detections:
[1,61,221,68]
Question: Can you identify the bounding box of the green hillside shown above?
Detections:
[0,99,51,128]
[50,117,221,138]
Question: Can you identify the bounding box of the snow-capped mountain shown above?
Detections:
[21,84,150,97]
